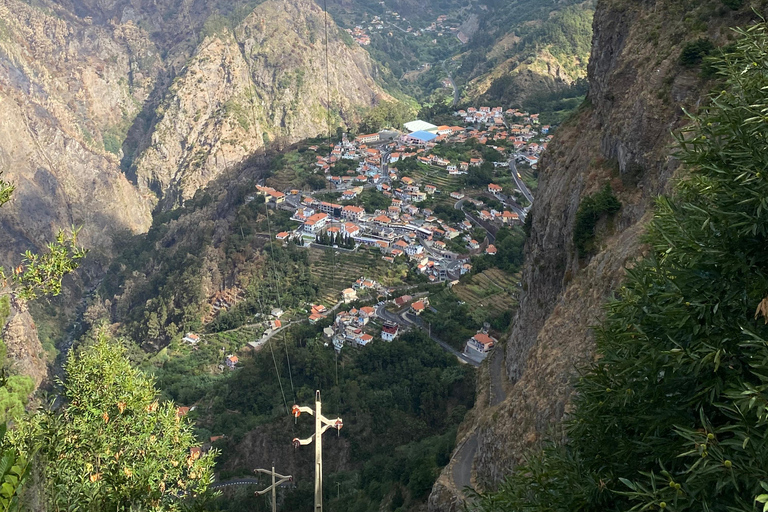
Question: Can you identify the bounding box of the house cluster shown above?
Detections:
[346,26,371,45]
[329,305,378,351]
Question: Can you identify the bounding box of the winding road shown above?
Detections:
[375,303,480,367]
[442,59,459,107]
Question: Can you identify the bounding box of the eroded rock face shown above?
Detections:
[429,1,762,505]
[131,0,386,208]
[2,296,48,388]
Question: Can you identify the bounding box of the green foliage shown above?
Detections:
[0,423,31,512]
[359,101,416,133]
[476,21,768,512]
[11,333,216,511]
[473,226,526,274]
[355,188,392,214]
[572,184,621,255]
[0,297,9,331]
[0,228,88,300]
[0,377,34,424]
[680,38,715,67]
[209,329,473,511]
[0,172,13,209]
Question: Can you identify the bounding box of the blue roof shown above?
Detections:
[408,130,437,142]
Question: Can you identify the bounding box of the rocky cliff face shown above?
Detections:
[2,295,48,387]
[429,0,765,506]
[132,0,386,208]
[0,0,157,262]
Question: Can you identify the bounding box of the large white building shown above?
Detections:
[404,120,438,133]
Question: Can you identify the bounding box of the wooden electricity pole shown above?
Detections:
[292,390,343,512]
[254,465,292,512]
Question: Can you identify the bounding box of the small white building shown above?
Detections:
[465,332,496,361]
[381,323,399,341]
[182,333,200,345]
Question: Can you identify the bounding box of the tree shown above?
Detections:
[8,333,216,511]
[0,171,87,300]
[476,21,768,512]
[0,171,87,509]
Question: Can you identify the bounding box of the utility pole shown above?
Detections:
[292,390,343,512]
[254,465,292,512]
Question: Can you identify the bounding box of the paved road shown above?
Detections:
[375,304,480,367]
[452,435,478,492]
[509,158,534,205]
[442,59,459,107]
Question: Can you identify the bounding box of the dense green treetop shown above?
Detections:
[7,332,216,511]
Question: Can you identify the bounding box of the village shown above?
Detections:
[189,104,546,367]
[345,10,464,47]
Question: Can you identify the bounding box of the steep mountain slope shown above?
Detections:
[0,0,388,392]
[0,0,385,259]
[0,0,157,262]
[429,0,768,508]
[132,0,386,208]
[459,0,594,104]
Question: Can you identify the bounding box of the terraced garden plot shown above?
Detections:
[411,166,464,191]
[308,247,408,305]
[265,152,316,190]
[452,268,519,322]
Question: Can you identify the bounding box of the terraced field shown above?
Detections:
[411,166,465,192]
[452,268,520,322]
[309,247,409,305]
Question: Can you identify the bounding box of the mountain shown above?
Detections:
[457,0,594,104]
[131,0,388,209]
[0,0,385,266]
[428,0,767,509]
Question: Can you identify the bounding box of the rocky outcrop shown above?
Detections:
[0,0,157,262]
[2,295,48,388]
[429,0,764,504]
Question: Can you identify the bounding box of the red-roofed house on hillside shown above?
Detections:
[381,323,399,341]
[410,299,428,315]
[465,332,496,361]
[303,213,329,233]
[486,244,497,255]
[488,183,503,194]
[394,295,412,307]
[225,354,239,369]
[355,133,380,144]
[342,205,364,221]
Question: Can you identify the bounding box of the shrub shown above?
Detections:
[680,38,715,67]
[572,184,621,255]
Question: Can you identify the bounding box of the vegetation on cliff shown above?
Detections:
[7,333,216,511]
[476,22,768,512]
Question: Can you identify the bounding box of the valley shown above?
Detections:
[6,0,766,511]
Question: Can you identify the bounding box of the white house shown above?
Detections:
[465,332,496,361]
[303,213,329,233]
[182,333,200,345]
[381,323,399,341]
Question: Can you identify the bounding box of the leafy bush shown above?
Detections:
[680,38,715,67]
[572,184,621,255]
